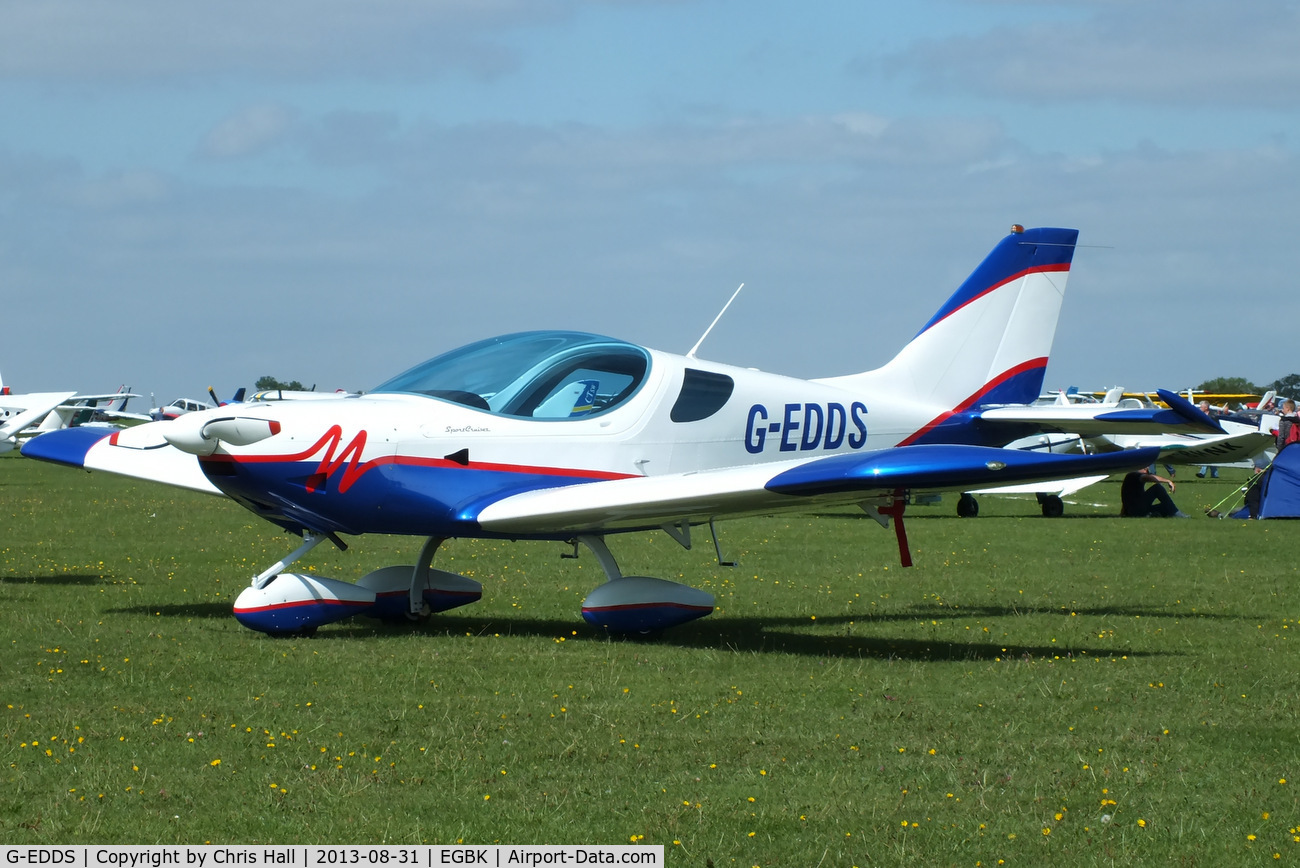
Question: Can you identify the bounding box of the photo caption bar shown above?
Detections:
[1,847,663,868]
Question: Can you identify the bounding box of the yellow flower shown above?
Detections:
[1138,819,1147,828]
[210,759,221,767]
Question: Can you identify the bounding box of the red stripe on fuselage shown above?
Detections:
[200,424,635,493]
[896,357,1047,447]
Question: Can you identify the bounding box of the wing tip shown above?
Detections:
[20,427,113,468]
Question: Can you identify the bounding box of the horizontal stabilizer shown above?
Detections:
[979,391,1226,438]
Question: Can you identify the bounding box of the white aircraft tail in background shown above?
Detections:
[0,383,76,453]
[30,385,143,433]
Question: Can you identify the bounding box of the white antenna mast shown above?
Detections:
[686,283,744,359]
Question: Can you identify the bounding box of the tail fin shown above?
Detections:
[822,225,1077,412]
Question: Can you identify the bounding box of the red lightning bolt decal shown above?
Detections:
[301,425,368,494]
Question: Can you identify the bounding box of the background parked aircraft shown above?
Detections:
[1,379,147,450]
[1,390,75,453]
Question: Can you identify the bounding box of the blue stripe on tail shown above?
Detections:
[914,227,1079,338]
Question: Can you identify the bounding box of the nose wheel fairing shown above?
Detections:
[233,535,483,636]
[233,573,375,634]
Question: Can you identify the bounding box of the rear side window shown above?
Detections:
[671,369,734,422]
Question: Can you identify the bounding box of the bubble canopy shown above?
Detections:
[372,331,651,419]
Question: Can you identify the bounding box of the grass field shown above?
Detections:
[2,453,1298,865]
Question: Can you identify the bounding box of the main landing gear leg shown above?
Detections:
[354,536,483,620]
[407,536,447,619]
[576,534,623,583]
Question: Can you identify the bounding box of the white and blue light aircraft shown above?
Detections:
[23,225,1216,637]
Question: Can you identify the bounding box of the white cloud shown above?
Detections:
[198,104,298,159]
[5,110,1297,397]
[2,0,1297,397]
[885,0,1300,107]
[0,0,569,79]
[286,112,1012,189]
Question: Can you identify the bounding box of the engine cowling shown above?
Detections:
[581,576,714,633]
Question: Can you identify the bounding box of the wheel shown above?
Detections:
[1039,494,1064,517]
[956,493,979,518]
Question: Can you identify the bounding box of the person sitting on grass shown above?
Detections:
[1121,470,1190,518]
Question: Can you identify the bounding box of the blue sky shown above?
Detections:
[4,0,1299,403]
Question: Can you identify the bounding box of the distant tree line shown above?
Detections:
[1196,375,1300,396]
[256,376,308,391]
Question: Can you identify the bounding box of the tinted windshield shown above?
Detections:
[373,331,650,419]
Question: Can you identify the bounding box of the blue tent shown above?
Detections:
[1258,445,1300,518]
